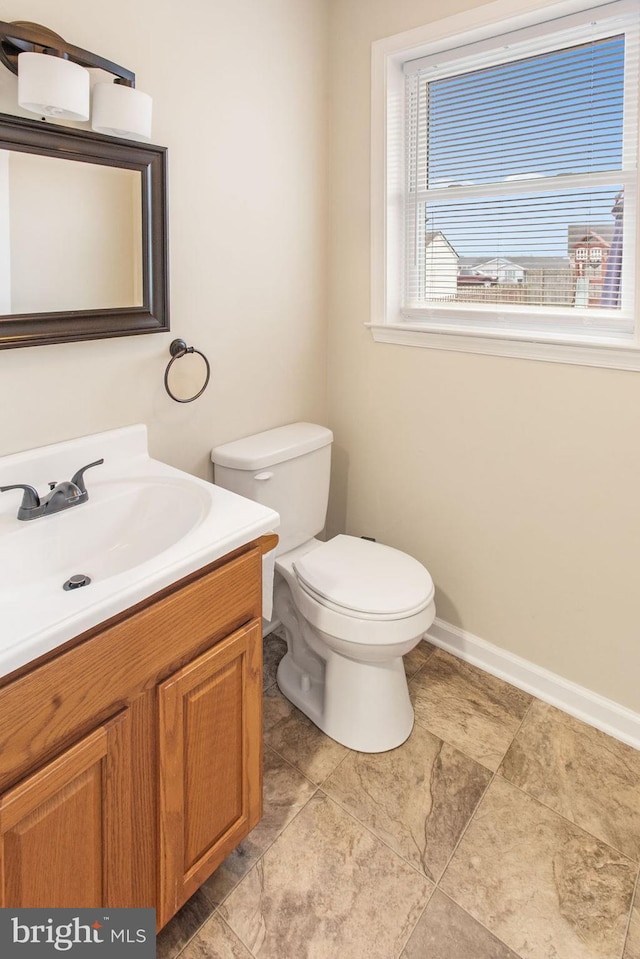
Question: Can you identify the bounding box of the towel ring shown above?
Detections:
[164,339,211,403]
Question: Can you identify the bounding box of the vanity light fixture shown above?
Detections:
[0,20,152,139]
[18,49,90,121]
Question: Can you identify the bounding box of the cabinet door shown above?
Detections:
[158,621,262,923]
[0,710,132,908]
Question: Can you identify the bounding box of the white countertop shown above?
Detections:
[0,425,279,679]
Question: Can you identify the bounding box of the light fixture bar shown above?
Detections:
[0,20,136,87]
[0,20,152,139]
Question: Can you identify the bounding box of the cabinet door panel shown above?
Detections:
[159,621,262,923]
[184,656,244,866]
[0,710,132,908]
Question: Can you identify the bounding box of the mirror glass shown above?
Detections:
[0,151,143,314]
[0,111,169,350]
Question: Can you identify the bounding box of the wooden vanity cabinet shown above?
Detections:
[0,536,273,928]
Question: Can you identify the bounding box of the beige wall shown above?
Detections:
[0,0,328,478]
[326,0,640,711]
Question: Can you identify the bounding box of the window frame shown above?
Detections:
[370,0,640,371]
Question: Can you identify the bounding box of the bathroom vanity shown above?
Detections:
[0,535,275,928]
[0,426,279,928]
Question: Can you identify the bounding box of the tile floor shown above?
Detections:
[157,632,640,959]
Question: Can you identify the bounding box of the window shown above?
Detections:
[371,0,640,369]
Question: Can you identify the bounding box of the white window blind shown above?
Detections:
[402,1,639,339]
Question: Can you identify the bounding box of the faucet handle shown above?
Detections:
[70,458,104,496]
[0,484,41,513]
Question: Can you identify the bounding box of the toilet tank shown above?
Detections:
[211,423,333,555]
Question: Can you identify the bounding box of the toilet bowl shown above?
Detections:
[211,423,436,752]
[274,536,435,751]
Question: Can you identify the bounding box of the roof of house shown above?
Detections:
[568,225,614,249]
[474,257,526,272]
[458,255,571,270]
[425,231,459,257]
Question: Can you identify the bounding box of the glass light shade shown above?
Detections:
[91,82,152,140]
[18,51,90,121]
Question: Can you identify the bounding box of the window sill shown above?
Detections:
[367,323,640,371]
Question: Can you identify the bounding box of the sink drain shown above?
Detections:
[63,573,92,591]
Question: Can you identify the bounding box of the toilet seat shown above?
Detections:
[292,534,434,621]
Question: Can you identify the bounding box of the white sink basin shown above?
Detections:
[0,425,279,678]
[0,477,211,588]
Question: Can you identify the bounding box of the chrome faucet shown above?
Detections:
[1,458,104,521]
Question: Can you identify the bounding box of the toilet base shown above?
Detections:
[276,647,414,753]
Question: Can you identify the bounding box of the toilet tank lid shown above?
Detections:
[211,422,333,470]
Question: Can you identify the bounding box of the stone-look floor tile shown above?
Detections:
[203,746,317,907]
[441,776,637,959]
[499,700,640,861]
[156,889,215,959]
[220,792,433,959]
[403,638,436,679]
[181,914,253,959]
[624,886,640,959]
[401,889,519,959]
[263,630,287,691]
[263,684,348,784]
[323,723,491,882]
[409,650,532,771]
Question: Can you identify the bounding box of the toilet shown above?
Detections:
[211,423,435,752]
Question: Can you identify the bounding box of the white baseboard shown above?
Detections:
[262,617,282,638]
[425,617,640,751]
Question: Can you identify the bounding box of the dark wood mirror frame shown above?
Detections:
[0,111,169,349]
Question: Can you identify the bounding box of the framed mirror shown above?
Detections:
[0,111,168,349]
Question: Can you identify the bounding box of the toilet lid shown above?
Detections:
[292,535,434,617]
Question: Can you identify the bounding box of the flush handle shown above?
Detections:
[254,471,273,481]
